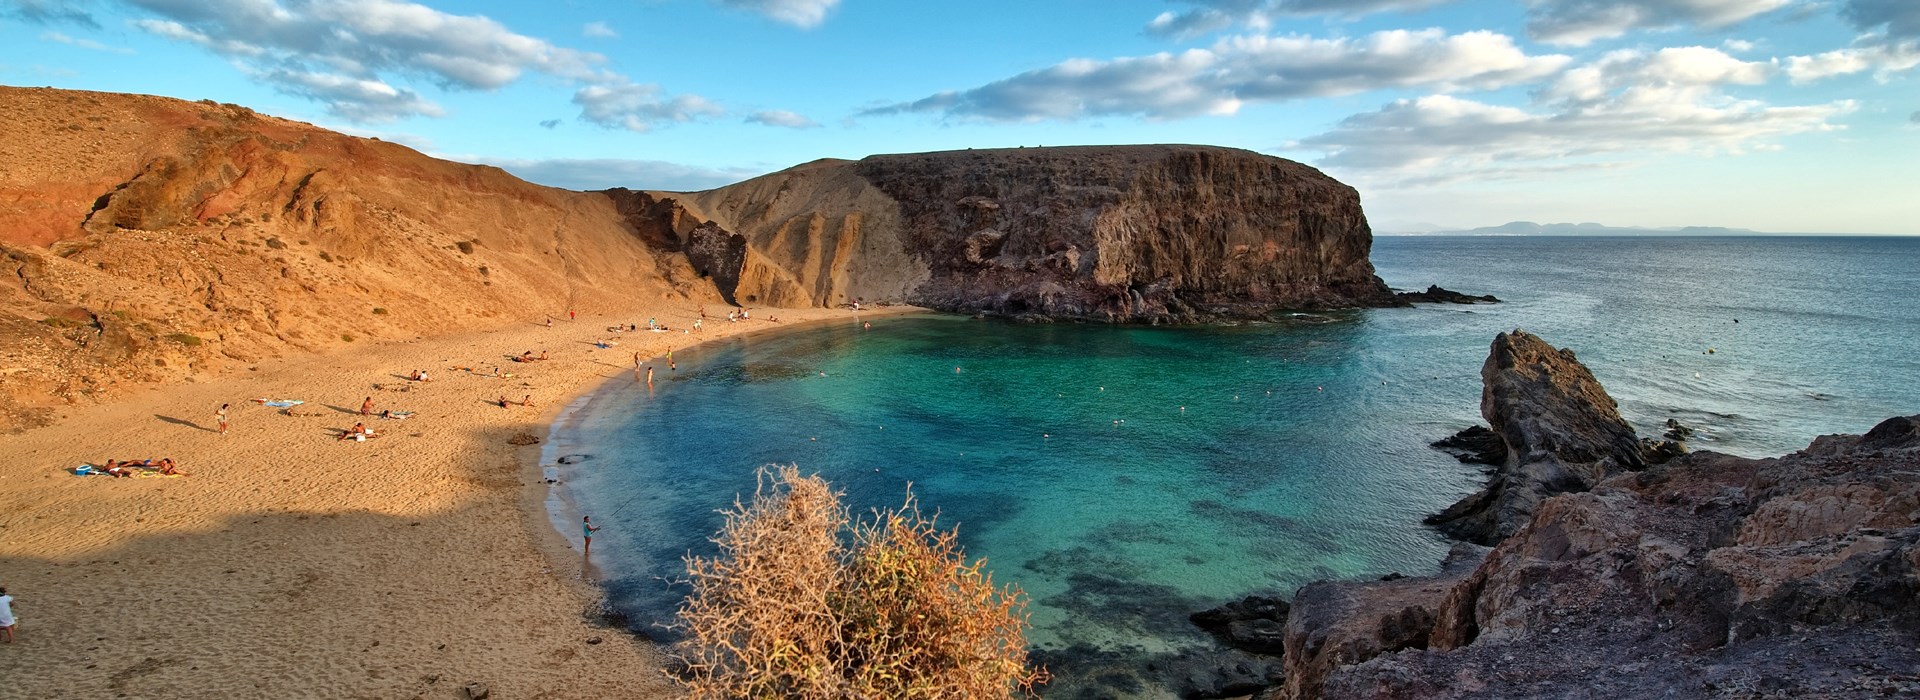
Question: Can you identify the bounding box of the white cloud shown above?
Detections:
[1785,0,1920,82]
[713,0,839,28]
[42,30,135,54]
[1294,47,1851,185]
[124,0,719,130]
[573,78,725,132]
[746,109,820,128]
[262,68,446,122]
[1,0,99,27]
[1524,0,1796,46]
[868,29,1569,122]
[583,21,617,38]
[1146,0,1453,40]
[475,157,764,192]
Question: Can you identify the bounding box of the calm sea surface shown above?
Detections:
[546,235,1919,696]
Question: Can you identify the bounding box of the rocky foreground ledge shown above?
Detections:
[1193,329,1917,699]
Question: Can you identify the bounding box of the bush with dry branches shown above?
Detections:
[670,465,1047,699]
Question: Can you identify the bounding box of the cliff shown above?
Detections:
[619,145,1393,322]
[1260,332,1920,699]
[0,87,712,429]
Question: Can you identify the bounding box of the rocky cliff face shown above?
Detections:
[635,145,1393,322]
[1260,332,1920,700]
[0,87,711,429]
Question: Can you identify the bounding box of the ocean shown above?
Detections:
[544,235,1920,697]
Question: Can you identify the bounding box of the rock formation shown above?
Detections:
[1425,330,1667,544]
[1255,331,1920,700]
[1393,285,1498,304]
[624,146,1395,322]
[0,87,707,429]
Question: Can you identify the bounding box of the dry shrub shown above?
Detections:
[672,465,1045,699]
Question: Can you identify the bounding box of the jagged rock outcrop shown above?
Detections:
[1393,285,1498,304]
[1264,332,1920,700]
[634,145,1394,322]
[1425,330,1658,544]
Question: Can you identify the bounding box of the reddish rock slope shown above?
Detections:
[0,87,706,429]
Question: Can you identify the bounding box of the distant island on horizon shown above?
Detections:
[1374,221,1913,237]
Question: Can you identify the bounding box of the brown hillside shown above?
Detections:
[0,87,712,429]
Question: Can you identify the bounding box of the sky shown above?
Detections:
[2,0,1916,233]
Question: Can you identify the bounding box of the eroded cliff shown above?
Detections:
[633,145,1393,321]
[0,87,712,429]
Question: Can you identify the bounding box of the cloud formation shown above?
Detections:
[0,0,99,27]
[713,0,838,28]
[1295,47,1850,185]
[42,30,135,54]
[746,110,820,128]
[869,29,1569,122]
[573,79,725,131]
[582,21,617,38]
[479,157,764,192]
[1146,0,1453,40]
[1523,0,1795,46]
[125,0,716,129]
[1785,0,1920,82]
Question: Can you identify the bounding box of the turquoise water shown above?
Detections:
[549,235,1920,696]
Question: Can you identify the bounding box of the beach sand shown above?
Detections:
[0,303,915,698]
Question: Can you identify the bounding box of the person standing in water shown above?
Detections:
[645,366,654,386]
[666,347,675,371]
[582,516,601,558]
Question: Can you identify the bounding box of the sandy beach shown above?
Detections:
[0,303,915,698]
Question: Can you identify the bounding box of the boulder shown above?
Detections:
[1426,330,1647,544]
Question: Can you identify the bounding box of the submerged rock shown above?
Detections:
[1394,285,1499,305]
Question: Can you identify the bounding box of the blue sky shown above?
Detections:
[3,0,1915,233]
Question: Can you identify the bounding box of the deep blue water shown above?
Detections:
[546,235,1919,697]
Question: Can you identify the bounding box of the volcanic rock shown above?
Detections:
[1393,285,1498,304]
[627,145,1395,322]
[1425,330,1647,544]
[1266,331,1920,700]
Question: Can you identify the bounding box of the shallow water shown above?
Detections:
[551,235,1920,697]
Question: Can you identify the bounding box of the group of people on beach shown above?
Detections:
[92,457,180,477]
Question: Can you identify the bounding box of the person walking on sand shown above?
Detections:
[582,516,601,558]
[545,317,553,329]
[632,351,640,370]
[360,396,374,416]
[216,403,229,434]
[0,585,15,643]
[569,309,576,321]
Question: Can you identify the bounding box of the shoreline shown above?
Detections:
[528,305,934,630]
[0,301,915,698]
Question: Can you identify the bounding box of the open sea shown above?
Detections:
[545,235,1920,697]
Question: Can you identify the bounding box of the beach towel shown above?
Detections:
[380,411,415,420]
[254,399,305,407]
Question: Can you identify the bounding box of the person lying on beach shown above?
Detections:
[337,422,375,440]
